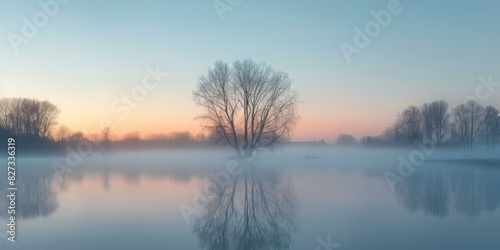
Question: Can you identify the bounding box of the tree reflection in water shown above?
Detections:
[0,171,59,219]
[394,163,500,217]
[193,163,298,250]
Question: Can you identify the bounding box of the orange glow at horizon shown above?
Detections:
[60,111,395,142]
[7,78,401,142]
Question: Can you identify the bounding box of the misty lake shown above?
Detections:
[1,147,500,250]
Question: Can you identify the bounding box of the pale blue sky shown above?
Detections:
[0,0,499,140]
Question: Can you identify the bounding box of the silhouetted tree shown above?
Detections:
[483,106,499,148]
[452,100,485,149]
[68,131,85,143]
[335,134,356,145]
[0,98,60,139]
[0,124,9,151]
[395,106,423,144]
[56,124,70,142]
[193,59,300,157]
[421,100,450,144]
[101,126,112,155]
[381,126,402,144]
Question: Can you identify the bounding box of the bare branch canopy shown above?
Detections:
[193,59,300,156]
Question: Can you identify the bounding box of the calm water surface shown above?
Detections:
[1,148,499,250]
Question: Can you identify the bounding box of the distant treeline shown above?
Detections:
[0,98,228,154]
[336,100,500,149]
[1,98,499,153]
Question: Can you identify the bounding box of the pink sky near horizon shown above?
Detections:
[3,80,397,142]
[4,75,498,143]
[0,79,399,142]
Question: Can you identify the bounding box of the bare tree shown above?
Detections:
[101,126,112,155]
[335,134,356,145]
[483,106,499,149]
[381,125,402,144]
[193,59,300,157]
[0,98,60,139]
[38,100,61,139]
[68,131,85,143]
[0,98,25,136]
[452,100,485,149]
[56,124,70,142]
[421,100,450,144]
[395,106,423,144]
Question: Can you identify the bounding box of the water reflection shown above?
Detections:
[393,162,500,217]
[193,163,298,250]
[0,155,215,221]
[0,167,59,219]
[1,153,498,230]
